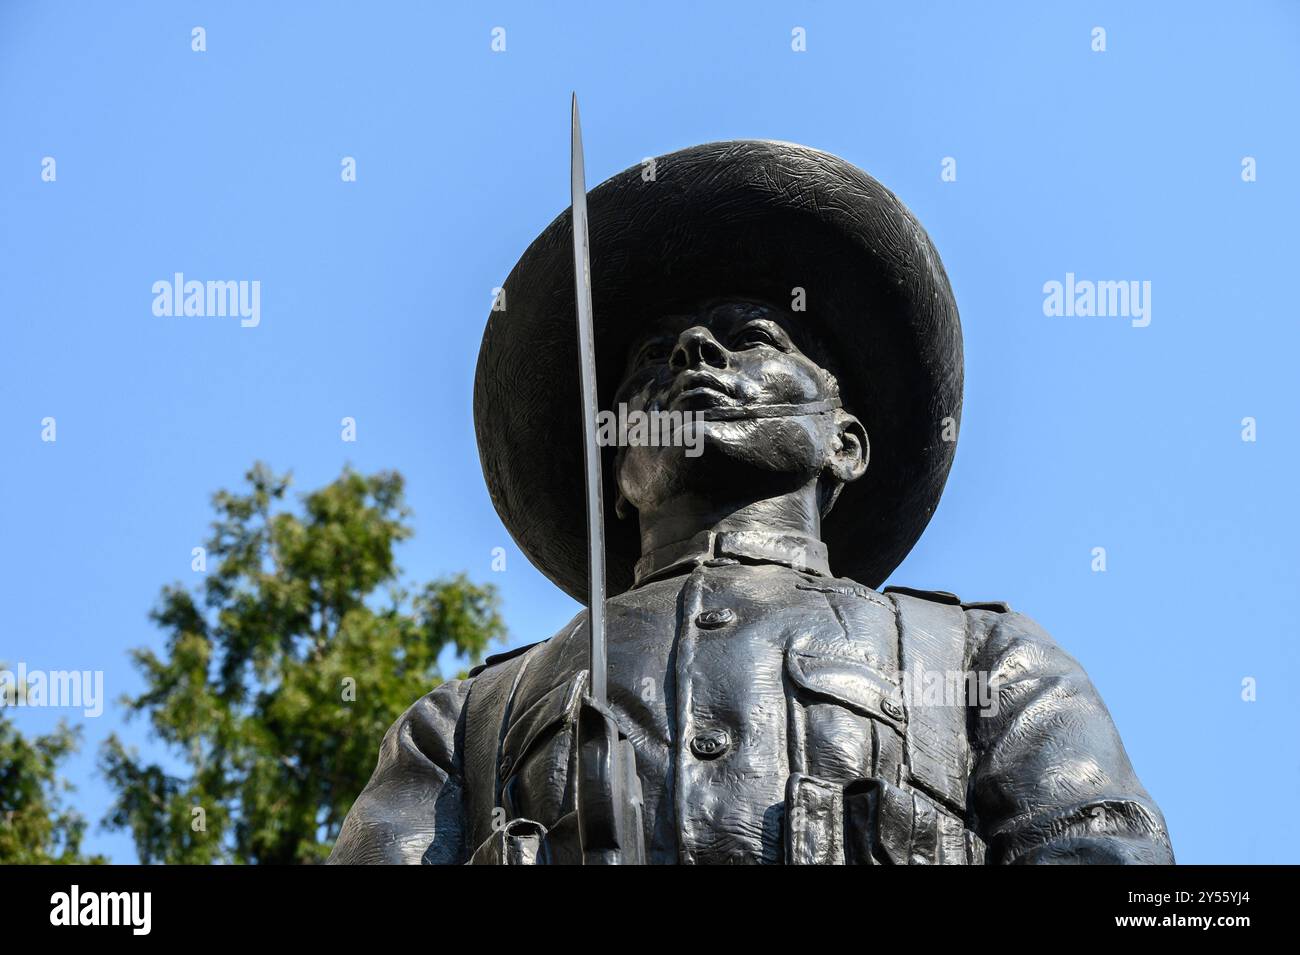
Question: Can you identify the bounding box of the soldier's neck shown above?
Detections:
[637,481,823,557]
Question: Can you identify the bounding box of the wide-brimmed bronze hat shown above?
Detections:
[474,140,962,602]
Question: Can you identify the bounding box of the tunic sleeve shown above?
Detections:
[965,608,1174,864]
[328,678,472,865]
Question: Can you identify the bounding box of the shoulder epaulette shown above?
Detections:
[960,600,1011,614]
[468,640,544,677]
[882,585,1010,614]
[882,585,961,605]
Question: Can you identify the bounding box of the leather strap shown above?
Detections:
[696,398,842,421]
[461,649,534,854]
[888,592,971,812]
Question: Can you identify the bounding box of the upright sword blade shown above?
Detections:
[570,93,607,706]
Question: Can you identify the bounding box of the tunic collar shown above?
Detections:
[632,529,832,587]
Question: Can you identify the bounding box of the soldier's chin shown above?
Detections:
[701,416,822,467]
[657,417,822,488]
[617,426,820,512]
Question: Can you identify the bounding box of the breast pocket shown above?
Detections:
[498,673,586,828]
[785,640,907,786]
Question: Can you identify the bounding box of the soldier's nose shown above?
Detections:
[670,326,728,372]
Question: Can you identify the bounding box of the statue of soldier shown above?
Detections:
[329,140,1174,865]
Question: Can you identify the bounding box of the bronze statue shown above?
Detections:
[329,123,1174,865]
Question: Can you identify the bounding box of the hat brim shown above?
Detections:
[474,140,963,602]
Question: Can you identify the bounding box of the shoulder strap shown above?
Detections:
[887,590,971,812]
[468,639,544,677]
[461,649,533,852]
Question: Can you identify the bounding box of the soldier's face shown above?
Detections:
[612,300,867,516]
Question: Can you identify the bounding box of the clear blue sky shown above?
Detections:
[2,1,1296,864]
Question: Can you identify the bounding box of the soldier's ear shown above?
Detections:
[613,447,634,519]
[827,411,868,485]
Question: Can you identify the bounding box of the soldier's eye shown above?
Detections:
[635,340,673,365]
[735,326,778,349]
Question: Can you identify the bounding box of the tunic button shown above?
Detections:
[690,729,731,759]
[695,607,736,629]
[882,699,905,721]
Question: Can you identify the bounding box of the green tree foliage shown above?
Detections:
[100,464,504,864]
[0,715,104,864]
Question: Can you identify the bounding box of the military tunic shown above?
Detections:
[329,530,1174,865]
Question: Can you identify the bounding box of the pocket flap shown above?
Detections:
[500,670,588,774]
[786,638,905,730]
